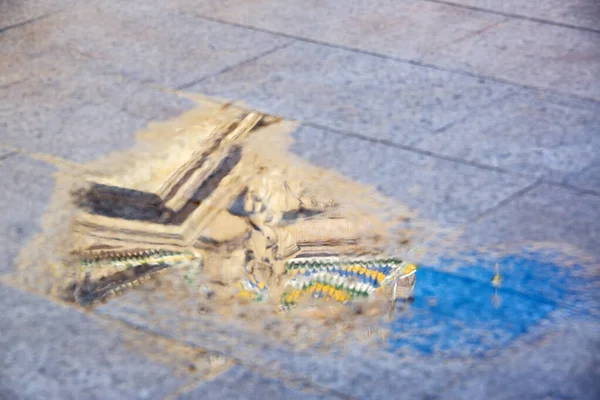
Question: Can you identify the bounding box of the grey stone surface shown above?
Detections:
[0,0,294,281]
[179,0,506,61]
[96,293,471,400]
[461,183,600,259]
[2,1,600,398]
[0,155,55,275]
[193,41,516,145]
[0,147,12,159]
[414,90,600,192]
[98,288,600,400]
[439,0,600,31]
[290,124,535,226]
[0,282,193,400]
[0,0,68,30]
[424,18,600,100]
[169,0,600,101]
[567,162,600,193]
[1,4,291,88]
[179,366,331,400]
[441,320,600,400]
[0,65,194,162]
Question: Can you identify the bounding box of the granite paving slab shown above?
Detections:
[179,0,506,62]
[0,282,209,400]
[432,0,600,31]
[414,90,600,192]
[0,67,194,162]
[423,18,600,100]
[181,0,600,100]
[192,41,516,145]
[0,146,13,160]
[179,366,333,400]
[0,0,68,31]
[0,155,55,275]
[440,319,600,400]
[290,124,535,226]
[461,183,600,260]
[2,2,599,398]
[0,4,292,89]
[566,162,600,194]
[95,291,472,400]
[94,251,600,400]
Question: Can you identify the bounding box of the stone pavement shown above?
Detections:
[1,0,599,398]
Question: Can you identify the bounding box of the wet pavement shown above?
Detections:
[1,0,600,399]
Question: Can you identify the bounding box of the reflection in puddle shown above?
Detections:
[14,100,426,352]
[12,99,599,364]
[389,254,597,356]
[280,257,417,307]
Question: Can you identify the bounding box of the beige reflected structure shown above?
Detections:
[14,98,420,319]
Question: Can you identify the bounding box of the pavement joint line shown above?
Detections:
[300,123,600,200]
[119,76,600,201]
[2,256,594,324]
[99,71,240,107]
[0,151,18,163]
[425,0,600,35]
[0,141,102,176]
[162,354,349,400]
[0,278,350,399]
[1,243,350,397]
[94,73,600,201]
[471,179,542,222]
[187,13,600,105]
[4,4,598,103]
[415,90,520,145]
[177,40,296,90]
[0,11,61,35]
[99,315,355,400]
[542,180,600,198]
[303,121,536,178]
[3,69,598,201]
[0,9,596,387]
[108,72,518,176]
[419,17,511,59]
[0,277,234,379]
[162,362,237,400]
[7,70,592,201]
[0,77,33,90]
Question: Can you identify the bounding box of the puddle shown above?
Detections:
[10,97,427,350]
[389,253,599,356]
[9,94,599,364]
